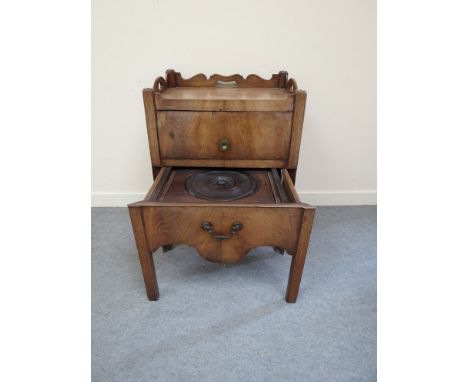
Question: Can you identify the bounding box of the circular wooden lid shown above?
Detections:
[185,171,257,201]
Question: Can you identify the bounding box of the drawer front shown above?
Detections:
[157,111,223,160]
[157,111,292,165]
[141,205,304,263]
[214,112,292,160]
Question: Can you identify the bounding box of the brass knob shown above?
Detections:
[201,222,213,232]
[218,138,230,152]
[231,222,243,233]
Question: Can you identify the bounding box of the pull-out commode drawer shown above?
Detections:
[129,167,315,302]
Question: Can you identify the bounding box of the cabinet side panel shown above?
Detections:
[287,91,307,169]
[143,89,161,167]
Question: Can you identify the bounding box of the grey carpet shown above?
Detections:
[92,206,376,382]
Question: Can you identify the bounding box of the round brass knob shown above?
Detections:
[201,222,213,232]
[218,138,230,152]
[231,222,243,233]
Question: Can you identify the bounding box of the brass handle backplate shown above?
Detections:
[201,221,243,240]
[218,138,230,152]
[216,80,238,88]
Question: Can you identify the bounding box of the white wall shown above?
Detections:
[92,0,376,206]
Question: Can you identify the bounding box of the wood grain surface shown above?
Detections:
[157,111,292,163]
[130,70,313,302]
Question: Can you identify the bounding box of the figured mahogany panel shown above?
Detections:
[157,111,292,164]
[215,112,292,161]
[157,111,223,160]
[140,205,307,263]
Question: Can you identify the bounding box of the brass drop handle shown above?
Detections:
[201,221,243,240]
[218,138,230,152]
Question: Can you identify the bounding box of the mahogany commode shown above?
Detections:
[128,70,315,303]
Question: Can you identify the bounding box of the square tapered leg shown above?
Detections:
[286,209,315,303]
[129,207,159,300]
